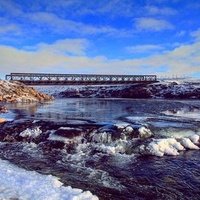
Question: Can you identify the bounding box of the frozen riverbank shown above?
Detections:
[0,159,98,200]
[34,80,200,99]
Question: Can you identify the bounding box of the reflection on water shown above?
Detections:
[5,98,200,123]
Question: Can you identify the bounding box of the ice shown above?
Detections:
[114,122,131,129]
[20,127,42,138]
[163,109,200,120]
[156,128,195,138]
[189,134,200,144]
[91,132,112,143]
[114,122,134,133]
[126,116,148,122]
[48,133,69,143]
[138,126,153,138]
[0,159,98,200]
[144,135,200,157]
[94,143,125,155]
[146,138,181,156]
[180,138,199,150]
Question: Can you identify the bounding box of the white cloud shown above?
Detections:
[191,28,200,40]
[126,44,164,54]
[24,39,89,56]
[135,17,174,31]
[145,6,177,16]
[0,0,22,16]
[0,24,21,35]
[39,0,136,18]
[0,39,200,77]
[28,12,128,36]
[176,30,186,37]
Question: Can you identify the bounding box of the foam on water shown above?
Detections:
[0,159,98,200]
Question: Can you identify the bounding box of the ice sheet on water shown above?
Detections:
[0,159,98,200]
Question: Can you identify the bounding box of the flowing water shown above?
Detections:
[1,98,200,200]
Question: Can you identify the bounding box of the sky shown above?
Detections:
[0,0,200,79]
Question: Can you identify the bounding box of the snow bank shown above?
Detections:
[20,127,42,138]
[0,159,98,200]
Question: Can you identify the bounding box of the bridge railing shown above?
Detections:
[5,73,157,85]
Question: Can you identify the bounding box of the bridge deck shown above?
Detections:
[5,73,157,85]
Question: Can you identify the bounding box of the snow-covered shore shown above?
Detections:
[34,80,200,99]
[0,159,98,200]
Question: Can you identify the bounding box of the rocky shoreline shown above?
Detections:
[0,80,53,103]
[0,80,53,123]
[59,82,200,99]
[35,80,200,99]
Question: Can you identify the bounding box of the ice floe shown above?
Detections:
[0,159,98,200]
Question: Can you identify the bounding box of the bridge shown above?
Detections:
[5,73,157,85]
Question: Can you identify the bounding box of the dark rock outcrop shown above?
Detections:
[58,81,200,99]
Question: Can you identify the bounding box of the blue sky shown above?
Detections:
[0,0,200,78]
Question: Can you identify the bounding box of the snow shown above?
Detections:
[91,132,112,143]
[180,138,199,150]
[0,159,98,200]
[138,126,153,138]
[145,138,182,157]
[93,143,126,155]
[20,127,42,138]
[114,122,134,133]
[189,134,200,144]
[143,134,200,157]
[48,133,70,143]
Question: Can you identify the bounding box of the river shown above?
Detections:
[0,98,200,200]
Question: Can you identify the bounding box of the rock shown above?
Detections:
[0,80,53,103]
[57,81,200,99]
[0,118,6,123]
